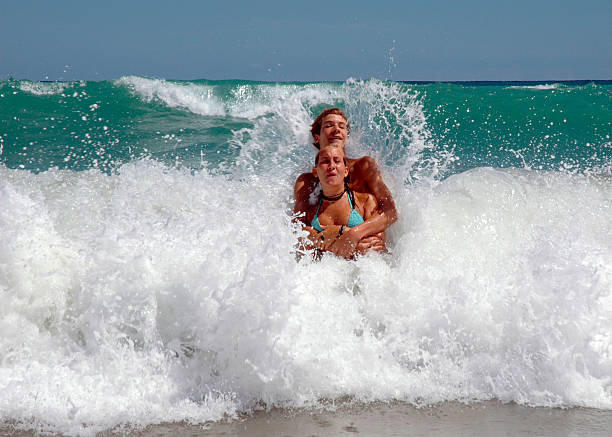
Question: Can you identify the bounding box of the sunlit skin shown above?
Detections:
[297,146,381,258]
[294,110,398,258]
[314,147,348,195]
[315,114,348,149]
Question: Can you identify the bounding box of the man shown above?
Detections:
[294,108,398,258]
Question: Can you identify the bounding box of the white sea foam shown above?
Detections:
[115,76,226,116]
[112,77,437,184]
[506,84,560,90]
[18,81,69,96]
[2,75,611,435]
[226,82,341,120]
[228,78,441,190]
[1,160,611,435]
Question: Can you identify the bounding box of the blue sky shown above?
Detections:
[1,0,610,81]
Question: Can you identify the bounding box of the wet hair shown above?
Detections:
[310,108,350,149]
[315,147,351,187]
[314,146,348,166]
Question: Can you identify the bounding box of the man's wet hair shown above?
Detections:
[310,108,350,149]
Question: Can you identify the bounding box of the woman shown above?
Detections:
[295,146,385,259]
[294,108,397,258]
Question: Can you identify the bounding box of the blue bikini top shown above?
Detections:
[311,189,365,232]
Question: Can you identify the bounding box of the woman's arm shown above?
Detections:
[293,172,316,217]
[294,175,345,253]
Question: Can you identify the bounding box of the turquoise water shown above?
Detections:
[1,77,611,436]
[2,78,610,174]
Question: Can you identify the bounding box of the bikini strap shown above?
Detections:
[347,187,355,209]
[314,196,323,216]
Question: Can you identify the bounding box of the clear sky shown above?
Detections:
[1,0,610,82]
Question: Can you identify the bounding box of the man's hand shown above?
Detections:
[329,228,361,259]
[312,225,342,251]
[329,229,386,258]
[356,232,386,254]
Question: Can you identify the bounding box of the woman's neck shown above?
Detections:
[321,184,345,201]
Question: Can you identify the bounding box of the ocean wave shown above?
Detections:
[1,161,611,435]
[505,84,560,90]
[17,80,71,95]
[1,77,611,434]
[228,78,439,184]
[115,76,226,116]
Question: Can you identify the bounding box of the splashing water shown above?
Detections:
[0,77,611,435]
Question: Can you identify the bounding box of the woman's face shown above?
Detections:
[313,146,348,188]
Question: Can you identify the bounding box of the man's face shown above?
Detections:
[314,114,348,149]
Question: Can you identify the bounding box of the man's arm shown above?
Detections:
[357,156,398,228]
[329,157,397,256]
[328,192,386,258]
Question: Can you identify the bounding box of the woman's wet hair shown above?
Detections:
[314,146,351,188]
[310,108,350,149]
[314,146,348,166]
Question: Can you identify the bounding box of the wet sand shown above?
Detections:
[3,401,612,437]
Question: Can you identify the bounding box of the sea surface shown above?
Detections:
[1,77,611,435]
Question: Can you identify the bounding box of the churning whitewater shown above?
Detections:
[1,77,611,435]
